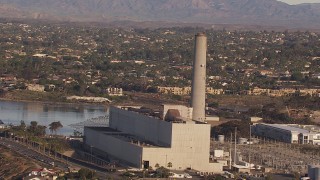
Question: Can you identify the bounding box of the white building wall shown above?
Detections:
[291,132,299,143]
[214,150,224,158]
[109,106,172,146]
[142,147,222,173]
[84,127,143,167]
[86,107,224,173]
[253,124,296,143]
[142,123,222,172]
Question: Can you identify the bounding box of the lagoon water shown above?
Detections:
[0,100,107,135]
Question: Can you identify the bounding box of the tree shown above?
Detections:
[73,130,83,137]
[29,121,38,133]
[167,162,172,169]
[294,172,301,180]
[155,163,160,169]
[27,121,46,136]
[49,121,63,135]
[30,121,38,128]
[291,72,304,81]
[156,166,170,178]
[78,168,96,179]
[34,125,46,136]
[56,176,66,180]
[20,120,26,130]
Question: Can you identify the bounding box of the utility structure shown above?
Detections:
[191,32,207,122]
[83,33,224,173]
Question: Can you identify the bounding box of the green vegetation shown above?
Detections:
[7,121,70,153]
[10,120,46,137]
[0,22,319,137]
[57,168,96,180]
[49,121,63,134]
[78,168,96,179]
[155,166,170,178]
[0,23,319,99]
[3,90,67,102]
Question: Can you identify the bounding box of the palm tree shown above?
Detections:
[49,121,63,135]
[30,121,38,129]
[20,120,26,130]
[155,163,160,169]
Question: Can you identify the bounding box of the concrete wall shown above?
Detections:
[109,106,172,146]
[171,123,212,171]
[253,124,295,143]
[214,150,224,158]
[206,116,220,122]
[142,123,223,172]
[191,33,207,122]
[84,127,143,167]
[86,107,224,173]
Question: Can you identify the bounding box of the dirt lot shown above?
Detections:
[312,111,320,123]
[0,145,40,179]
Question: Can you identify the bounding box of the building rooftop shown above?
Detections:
[107,132,168,148]
[86,127,118,132]
[86,126,167,148]
[262,124,310,133]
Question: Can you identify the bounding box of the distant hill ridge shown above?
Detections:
[0,0,320,29]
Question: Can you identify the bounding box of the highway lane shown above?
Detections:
[0,137,120,179]
[0,138,68,171]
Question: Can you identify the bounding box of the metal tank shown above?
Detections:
[191,32,207,122]
[218,135,225,143]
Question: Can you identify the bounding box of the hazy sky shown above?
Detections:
[278,0,320,4]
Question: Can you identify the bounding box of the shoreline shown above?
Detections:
[0,97,110,107]
[0,97,109,135]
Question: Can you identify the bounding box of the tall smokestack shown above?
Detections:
[191,32,207,122]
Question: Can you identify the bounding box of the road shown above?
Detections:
[0,138,68,170]
[0,137,120,179]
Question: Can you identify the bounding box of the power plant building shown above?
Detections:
[84,106,223,172]
[253,123,320,145]
[84,33,223,172]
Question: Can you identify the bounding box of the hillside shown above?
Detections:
[0,0,320,29]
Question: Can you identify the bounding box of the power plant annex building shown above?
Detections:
[84,33,223,173]
[253,123,320,145]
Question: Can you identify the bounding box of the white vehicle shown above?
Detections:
[184,173,192,178]
[223,171,235,179]
[169,172,184,178]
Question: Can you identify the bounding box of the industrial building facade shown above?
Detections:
[84,106,223,172]
[84,33,224,173]
[253,123,320,145]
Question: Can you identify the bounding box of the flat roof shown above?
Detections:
[85,127,119,132]
[107,133,165,148]
[261,124,309,133]
[86,126,167,148]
